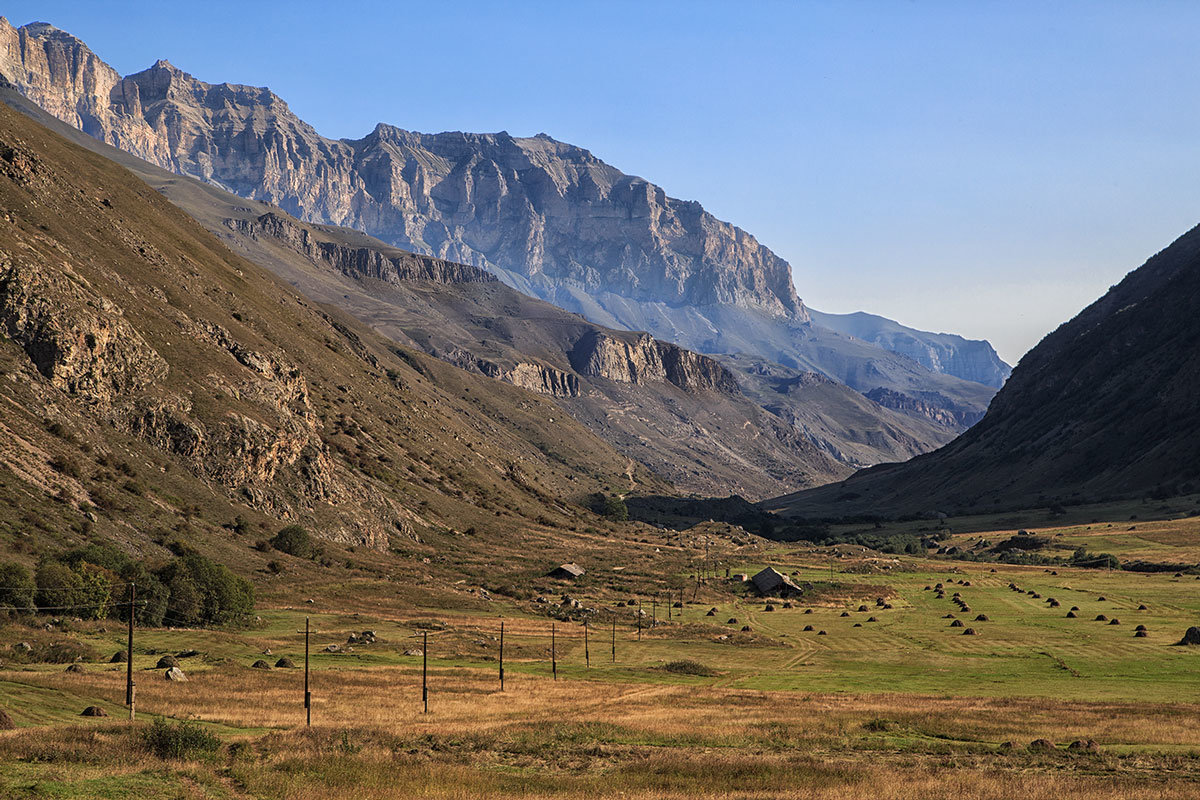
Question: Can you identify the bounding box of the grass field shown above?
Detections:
[4,500,1200,798]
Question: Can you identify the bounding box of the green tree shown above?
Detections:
[0,562,35,615]
[35,560,83,613]
[269,525,316,558]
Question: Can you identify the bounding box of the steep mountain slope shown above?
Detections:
[766,223,1200,518]
[0,86,854,498]
[0,18,1000,433]
[0,95,676,579]
[808,309,1012,388]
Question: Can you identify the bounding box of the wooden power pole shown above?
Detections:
[422,631,429,713]
[551,623,557,681]
[304,617,311,726]
[125,582,135,721]
[499,621,505,691]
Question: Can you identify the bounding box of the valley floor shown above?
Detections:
[4,499,1200,798]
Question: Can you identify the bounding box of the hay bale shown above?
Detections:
[997,741,1018,752]
[867,616,878,623]
[1177,627,1200,646]
[883,603,893,609]
[0,708,13,730]
[80,706,107,717]
[705,609,715,617]
[1070,606,1080,611]
[950,620,964,628]
[1095,614,1108,621]
[1027,738,1056,753]
[963,581,972,587]
[959,605,972,613]
[782,602,794,609]
[853,622,863,627]
[726,618,738,625]
[943,613,956,619]
[962,628,978,636]
[1097,596,1106,601]
[975,614,990,622]
[156,655,179,669]
[764,604,776,612]
[1067,739,1100,754]
[1109,618,1120,625]
[1065,611,1077,618]
[817,630,827,636]
[840,611,850,617]
[109,651,127,663]
[803,608,813,614]
[740,625,752,633]
[1135,624,1147,631]
[251,660,271,670]
[1134,630,1148,638]
[924,585,932,591]
[1138,604,1148,611]
[857,605,868,612]
[1048,599,1060,608]
[65,664,84,673]
[275,657,296,668]
[803,625,814,632]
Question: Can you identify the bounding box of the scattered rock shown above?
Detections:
[324,644,340,653]
[1135,624,1147,631]
[867,616,878,623]
[12,642,31,654]
[165,667,187,681]
[764,604,776,612]
[857,605,868,612]
[80,706,107,717]
[404,649,424,657]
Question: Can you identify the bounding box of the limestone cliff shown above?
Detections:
[568,331,739,394]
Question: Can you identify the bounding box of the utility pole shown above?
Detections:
[611,618,616,663]
[499,621,505,692]
[304,617,311,726]
[584,620,590,668]
[666,594,671,620]
[637,601,642,641]
[551,623,557,681]
[125,582,135,721]
[652,599,657,628]
[422,631,429,713]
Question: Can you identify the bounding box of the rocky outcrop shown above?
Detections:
[226,213,496,286]
[439,346,579,398]
[863,387,983,429]
[569,331,738,394]
[0,253,168,404]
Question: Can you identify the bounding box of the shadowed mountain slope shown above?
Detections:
[766,223,1200,518]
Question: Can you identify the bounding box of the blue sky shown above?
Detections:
[11,1,1200,363]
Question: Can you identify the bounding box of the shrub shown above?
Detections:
[602,495,629,522]
[141,718,220,759]
[35,561,83,612]
[0,562,35,615]
[269,525,317,559]
[662,659,716,677]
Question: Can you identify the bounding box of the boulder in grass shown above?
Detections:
[109,651,127,663]
[164,667,187,681]
[782,602,793,609]
[0,708,13,730]
[156,655,179,669]
[1048,600,1061,608]
[1175,626,1200,646]
[65,664,85,674]
[80,706,107,717]
[251,660,271,670]
[324,644,340,653]
[275,657,296,669]
[1068,739,1100,754]
[1028,738,1056,753]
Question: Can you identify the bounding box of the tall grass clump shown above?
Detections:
[141,718,220,759]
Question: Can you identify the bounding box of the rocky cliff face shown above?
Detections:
[0,19,801,320]
[808,310,1012,388]
[569,330,739,394]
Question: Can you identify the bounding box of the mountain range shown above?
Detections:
[0,18,1010,458]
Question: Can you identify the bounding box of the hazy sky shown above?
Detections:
[12,1,1200,364]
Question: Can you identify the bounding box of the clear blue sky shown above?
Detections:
[11,1,1200,364]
